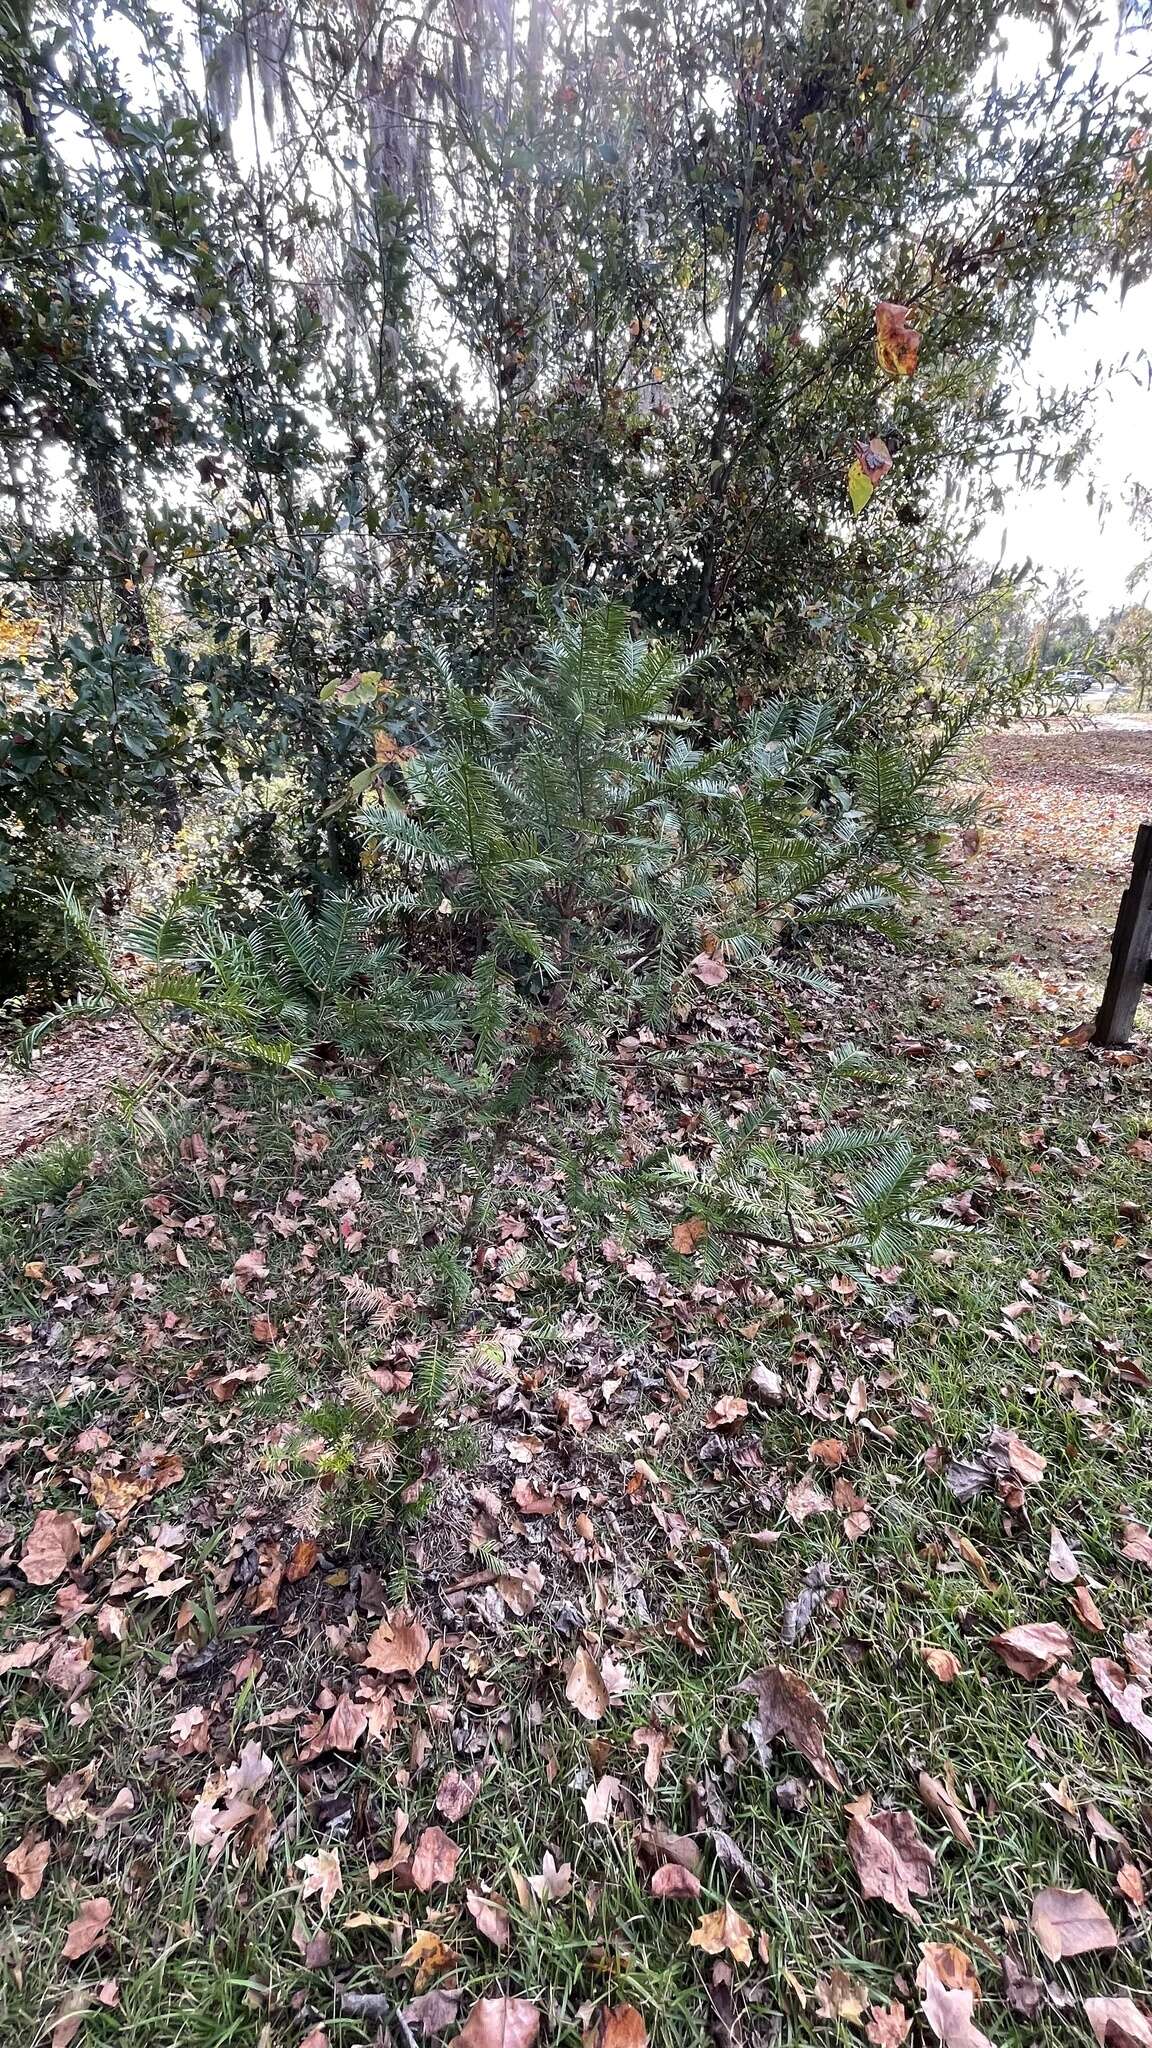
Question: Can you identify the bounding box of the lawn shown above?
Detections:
[1,727,1151,2048]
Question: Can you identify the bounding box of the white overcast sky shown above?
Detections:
[984,278,1152,613]
[985,12,1152,615]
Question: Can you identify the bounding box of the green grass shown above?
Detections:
[1,897,1150,2046]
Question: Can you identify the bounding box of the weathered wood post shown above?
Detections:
[1093,823,1152,1047]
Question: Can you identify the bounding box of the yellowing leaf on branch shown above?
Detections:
[847,435,892,516]
[875,301,921,378]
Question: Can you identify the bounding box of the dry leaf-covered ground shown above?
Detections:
[0,721,1150,2048]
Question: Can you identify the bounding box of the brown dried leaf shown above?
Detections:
[20,1509,80,1587]
[435,1769,481,1822]
[917,1946,992,2048]
[741,1663,841,1789]
[3,1833,50,1900]
[670,1219,708,1256]
[1071,1582,1105,1633]
[990,1621,1075,1678]
[411,1826,461,1893]
[866,2001,912,2046]
[364,1610,430,1677]
[454,1996,541,2048]
[1047,1528,1080,1584]
[814,1969,869,2023]
[687,1904,753,1963]
[917,1771,974,1850]
[921,1646,962,1684]
[565,1646,609,1721]
[650,1863,701,1900]
[845,1797,935,1925]
[1092,1657,1152,1752]
[554,1388,594,1435]
[62,1897,113,1961]
[1031,1886,1118,1961]
[49,1992,92,2048]
[465,1889,510,1950]
[584,1775,621,1824]
[1120,1522,1152,1568]
[1084,1997,1152,2048]
[690,952,728,987]
[582,2006,648,2048]
[297,1847,343,1913]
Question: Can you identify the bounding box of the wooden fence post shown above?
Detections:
[1093,822,1152,1047]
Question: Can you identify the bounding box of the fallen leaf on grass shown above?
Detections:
[688,1903,753,1964]
[917,1947,980,1998]
[845,1797,935,1924]
[1084,1997,1152,2048]
[1071,1583,1105,1632]
[631,1724,670,1787]
[20,1509,80,1586]
[49,1992,92,2048]
[525,1852,572,1906]
[814,1969,869,2022]
[741,1664,841,1788]
[1120,1523,1152,1568]
[297,1847,343,1913]
[991,1621,1074,1678]
[566,1646,609,1721]
[401,1929,459,1987]
[582,2006,648,2048]
[1047,1528,1080,1584]
[401,1986,461,2035]
[866,2001,911,2046]
[1031,1886,1118,1961]
[584,1775,621,1823]
[363,1609,429,1676]
[4,1833,50,1899]
[436,1768,481,1821]
[411,1826,460,1892]
[1092,1657,1152,1752]
[921,1646,962,1683]
[1116,1862,1145,1908]
[917,1770,974,1849]
[45,1768,95,1825]
[454,1996,541,2048]
[920,1977,993,2048]
[650,1863,701,1900]
[62,1897,113,1960]
[465,1889,510,1949]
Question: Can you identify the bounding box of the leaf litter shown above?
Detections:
[2,722,1152,2042]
